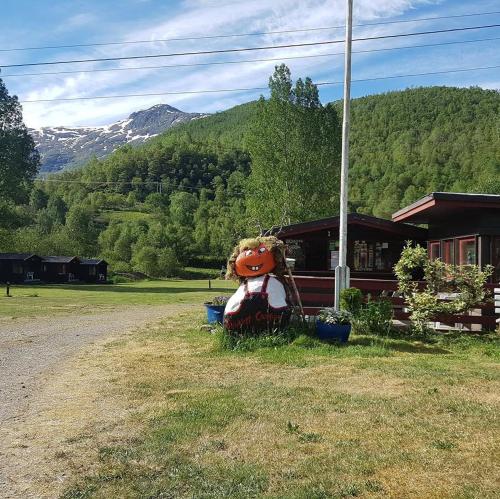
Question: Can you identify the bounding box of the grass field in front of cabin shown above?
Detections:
[55,312,499,499]
[0,279,236,318]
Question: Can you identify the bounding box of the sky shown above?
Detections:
[1,0,499,128]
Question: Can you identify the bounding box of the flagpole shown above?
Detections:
[335,0,353,309]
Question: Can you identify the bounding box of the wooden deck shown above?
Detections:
[289,275,499,330]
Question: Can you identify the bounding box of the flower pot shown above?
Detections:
[316,321,351,342]
[205,303,226,324]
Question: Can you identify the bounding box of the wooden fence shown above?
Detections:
[289,275,499,330]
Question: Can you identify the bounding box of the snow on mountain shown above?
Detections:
[30,104,205,173]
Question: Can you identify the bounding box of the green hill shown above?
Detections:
[161,86,500,217]
[3,85,499,271]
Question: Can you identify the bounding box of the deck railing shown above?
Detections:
[288,275,499,330]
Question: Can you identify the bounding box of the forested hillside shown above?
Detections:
[165,86,500,217]
[1,79,499,277]
[346,86,500,217]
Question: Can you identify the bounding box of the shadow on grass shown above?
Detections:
[15,284,234,294]
[349,336,451,355]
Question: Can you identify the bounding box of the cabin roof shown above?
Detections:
[42,256,79,263]
[0,253,40,261]
[275,213,428,239]
[80,258,107,265]
[392,192,500,223]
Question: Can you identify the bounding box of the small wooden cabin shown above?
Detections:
[79,259,108,283]
[0,253,43,283]
[41,256,81,283]
[392,192,500,282]
[276,213,428,279]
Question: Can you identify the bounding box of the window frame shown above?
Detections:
[428,240,441,261]
[442,239,455,265]
[456,235,478,266]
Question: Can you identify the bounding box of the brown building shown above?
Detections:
[0,253,43,283]
[392,192,500,282]
[276,213,428,279]
[79,259,108,283]
[0,254,108,284]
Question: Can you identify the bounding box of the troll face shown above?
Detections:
[234,243,276,277]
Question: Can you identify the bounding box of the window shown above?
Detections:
[442,239,454,264]
[329,240,339,270]
[89,266,96,276]
[429,241,440,261]
[458,237,476,265]
[353,241,391,271]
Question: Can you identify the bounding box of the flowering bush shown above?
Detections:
[208,296,230,306]
[317,308,352,325]
[394,242,493,334]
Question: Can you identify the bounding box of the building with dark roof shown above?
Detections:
[41,256,80,283]
[0,253,43,283]
[79,259,108,283]
[0,254,108,284]
[275,213,428,279]
[392,192,500,281]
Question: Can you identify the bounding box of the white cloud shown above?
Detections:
[14,0,496,128]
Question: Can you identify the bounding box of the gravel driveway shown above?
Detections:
[0,305,191,425]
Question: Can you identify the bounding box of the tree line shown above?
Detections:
[0,65,340,275]
[1,67,499,277]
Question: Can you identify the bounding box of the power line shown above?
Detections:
[20,64,500,103]
[3,23,500,69]
[1,10,499,52]
[4,35,500,79]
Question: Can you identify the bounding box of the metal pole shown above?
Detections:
[335,0,353,309]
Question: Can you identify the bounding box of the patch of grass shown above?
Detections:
[0,279,236,318]
[58,311,500,498]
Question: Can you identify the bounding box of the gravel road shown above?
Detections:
[0,305,190,425]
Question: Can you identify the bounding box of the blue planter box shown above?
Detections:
[316,321,351,343]
[205,304,226,324]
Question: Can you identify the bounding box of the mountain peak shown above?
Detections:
[30,104,206,173]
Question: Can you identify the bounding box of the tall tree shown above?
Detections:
[0,77,40,204]
[246,64,341,227]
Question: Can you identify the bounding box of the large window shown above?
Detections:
[429,241,440,261]
[442,239,454,264]
[353,241,391,271]
[458,237,476,265]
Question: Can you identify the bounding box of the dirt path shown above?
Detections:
[0,304,195,498]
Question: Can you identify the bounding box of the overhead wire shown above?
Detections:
[2,23,500,69]
[20,64,500,103]
[1,9,499,52]
[3,35,500,78]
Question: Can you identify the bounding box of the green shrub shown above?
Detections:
[157,248,181,277]
[110,275,132,284]
[394,243,493,334]
[340,287,363,314]
[110,260,132,273]
[355,299,393,336]
[215,323,308,351]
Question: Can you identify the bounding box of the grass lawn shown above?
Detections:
[60,313,500,498]
[0,280,236,318]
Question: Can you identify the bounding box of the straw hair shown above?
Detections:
[226,236,287,282]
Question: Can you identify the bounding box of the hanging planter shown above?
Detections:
[315,308,352,343]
